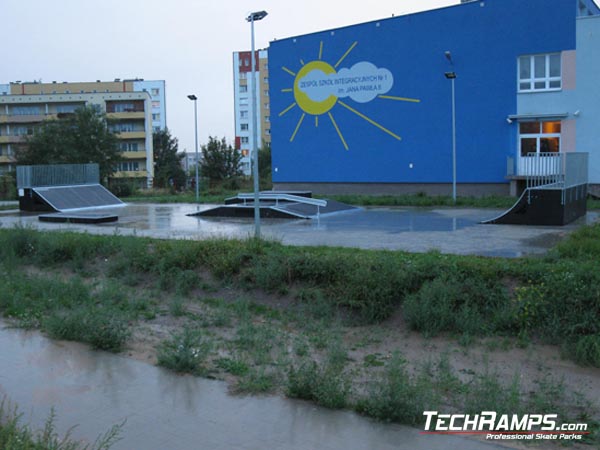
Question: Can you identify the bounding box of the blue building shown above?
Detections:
[269,0,600,196]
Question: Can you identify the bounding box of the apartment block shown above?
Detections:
[0,79,167,187]
[232,50,270,175]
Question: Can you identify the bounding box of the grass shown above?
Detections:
[0,225,599,432]
[0,396,123,450]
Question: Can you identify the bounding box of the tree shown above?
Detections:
[258,142,272,189]
[152,128,186,190]
[200,136,242,186]
[16,105,121,181]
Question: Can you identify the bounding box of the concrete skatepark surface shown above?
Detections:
[1,203,597,257]
[0,320,513,450]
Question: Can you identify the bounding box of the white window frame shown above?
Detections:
[519,121,561,156]
[518,53,562,93]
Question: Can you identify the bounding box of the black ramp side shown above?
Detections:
[482,187,585,226]
[481,189,529,225]
[33,184,124,211]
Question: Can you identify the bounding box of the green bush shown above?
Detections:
[355,353,433,424]
[286,359,350,409]
[573,335,600,367]
[403,273,510,336]
[44,306,131,352]
[157,327,212,375]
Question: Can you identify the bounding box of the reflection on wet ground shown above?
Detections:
[0,321,511,450]
[0,203,597,257]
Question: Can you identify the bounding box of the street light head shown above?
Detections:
[246,10,268,22]
[444,51,453,63]
[444,72,457,79]
[187,94,197,101]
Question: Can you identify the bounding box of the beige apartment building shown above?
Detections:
[0,79,166,187]
[232,50,270,175]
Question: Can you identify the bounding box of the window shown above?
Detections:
[519,121,561,156]
[116,162,140,172]
[13,125,34,136]
[240,123,249,131]
[264,103,269,109]
[152,113,160,121]
[239,97,249,106]
[151,88,159,96]
[152,101,160,108]
[263,77,269,84]
[111,122,137,133]
[264,116,270,123]
[518,54,561,92]
[153,126,160,132]
[11,106,40,115]
[241,149,250,157]
[265,129,271,135]
[240,85,248,93]
[119,142,139,152]
[113,103,135,112]
[56,104,79,114]
[239,73,247,80]
[240,110,248,119]
[264,90,269,97]
[241,137,249,144]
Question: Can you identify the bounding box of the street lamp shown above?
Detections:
[246,9,268,239]
[187,94,200,206]
[444,51,457,204]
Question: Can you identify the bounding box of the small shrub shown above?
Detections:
[234,368,276,394]
[464,371,522,415]
[215,357,249,376]
[44,306,131,352]
[572,335,600,367]
[356,353,433,424]
[157,327,212,375]
[286,359,350,409]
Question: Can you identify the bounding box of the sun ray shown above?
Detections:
[328,112,349,150]
[378,95,421,103]
[318,41,323,60]
[334,41,358,69]
[279,102,297,117]
[282,66,296,77]
[338,101,401,140]
[290,113,306,142]
[315,116,319,128]
[281,88,293,93]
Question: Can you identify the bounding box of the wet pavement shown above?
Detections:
[0,203,597,257]
[0,320,512,450]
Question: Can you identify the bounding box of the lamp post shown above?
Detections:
[187,94,199,206]
[246,10,268,239]
[444,51,457,204]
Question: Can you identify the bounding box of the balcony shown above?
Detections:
[107,112,145,120]
[116,131,146,139]
[0,113,57,124]
[0,135,26,144]
[121,151,147,159]
[113,170,147,178]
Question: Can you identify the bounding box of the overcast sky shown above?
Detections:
[3,0,584,154]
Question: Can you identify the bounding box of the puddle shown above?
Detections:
[0,203,596,257]
[0,320,510,450]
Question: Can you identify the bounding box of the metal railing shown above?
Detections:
[516,152,588,205]
[235,192,327,208]
[524,152,564,189]
[17,163,100,188]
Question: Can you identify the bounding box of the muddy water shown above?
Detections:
[0,321,513,450]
